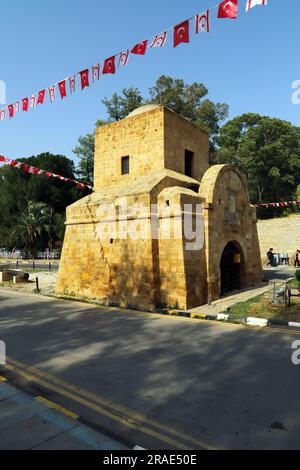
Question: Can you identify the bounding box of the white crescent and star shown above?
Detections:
[223,1,234,14]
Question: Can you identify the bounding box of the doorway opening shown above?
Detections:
[220,241,244,295]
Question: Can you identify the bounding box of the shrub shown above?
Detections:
[295,270,300,283]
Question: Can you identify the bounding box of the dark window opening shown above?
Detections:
[185,150,194,178]
[121,156,130,175]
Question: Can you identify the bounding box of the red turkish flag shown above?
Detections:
[58,80,67,99]
[8,105,14,119]
[37,89,46,105]
[173,20,190,48]
[80,69,89,90]
[22,97,29,112]
[103,56,116,75]
[131,40,148,55]
[218,0,238,19]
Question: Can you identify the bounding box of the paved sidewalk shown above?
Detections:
[189,283,270,316]
[189,268,297,317]
[0,379,128,450]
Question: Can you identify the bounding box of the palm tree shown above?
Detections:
[11,201,51,258]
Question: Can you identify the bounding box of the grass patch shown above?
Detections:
[224,293,300,323]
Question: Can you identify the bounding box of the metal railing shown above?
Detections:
[0,251,61,260]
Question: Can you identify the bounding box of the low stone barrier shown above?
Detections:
[0,270,29,283]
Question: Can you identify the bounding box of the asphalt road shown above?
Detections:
[263,267,296,281]
[1,289,300,450]
[0,261,59,272]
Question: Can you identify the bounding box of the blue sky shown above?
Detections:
[0,0,299,165]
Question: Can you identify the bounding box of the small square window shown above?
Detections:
[121,156,130,175]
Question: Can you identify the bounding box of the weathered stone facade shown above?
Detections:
[56,105,262,310]
[257,214,300,264]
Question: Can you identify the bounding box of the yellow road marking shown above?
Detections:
[36,396,79,420]
[4,361,201,450]
[6,356,216,450]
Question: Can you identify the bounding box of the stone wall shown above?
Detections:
[94,106,209,191]
[257,214,300,264]
[199,165,263,300]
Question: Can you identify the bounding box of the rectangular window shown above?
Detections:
[121,156,130,175]
[185,150,194,178]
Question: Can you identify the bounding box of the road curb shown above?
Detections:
[161,309,300,330]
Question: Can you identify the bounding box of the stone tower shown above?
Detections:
[56,105,262,310]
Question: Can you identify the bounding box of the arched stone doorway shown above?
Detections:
[220,241,244,296]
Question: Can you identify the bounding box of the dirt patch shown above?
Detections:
[0,271,57,295]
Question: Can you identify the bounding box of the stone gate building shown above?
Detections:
[56,105,262,310]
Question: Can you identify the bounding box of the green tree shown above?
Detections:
[149,76,228,137]
[10,201,51,258]
[0,153,82,249]
[73,134,95,185]
[101,87,144,122]
[216,113,300,206]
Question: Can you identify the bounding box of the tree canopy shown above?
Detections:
[216,113,300,209]
[0,153,84,250]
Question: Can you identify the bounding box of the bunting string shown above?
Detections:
[0,0,269,122]
[0,155,93,192]
[254,200,300,209]
[1,154,297,207]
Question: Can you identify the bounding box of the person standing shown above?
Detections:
[267,248,274,267]
[295,250,300,268]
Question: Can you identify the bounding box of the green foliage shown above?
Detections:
[73,134,95,186]
[216,113,300,214]
[0,153,83,250]
[295,270,300,283]
[102,87,144,122]
[10,201,52,258]
[149,76,229,137]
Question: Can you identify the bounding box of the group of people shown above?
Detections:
[267,248,300,267]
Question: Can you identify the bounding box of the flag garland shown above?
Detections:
[254,200,300,209]
[0,155,93,192]
[0,0,270,121]
[246,0,268,12]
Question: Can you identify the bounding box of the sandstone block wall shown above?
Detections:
[257,214,300,264]
[199,165,262,300]
[94,106,209,191]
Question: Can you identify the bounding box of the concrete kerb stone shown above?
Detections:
[41,291,300,331]
[164,309,300,330]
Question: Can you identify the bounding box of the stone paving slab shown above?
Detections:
[0,382,128,450]
[189,284,269,316]
[33,431,95,450]
[0,415,68,450]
